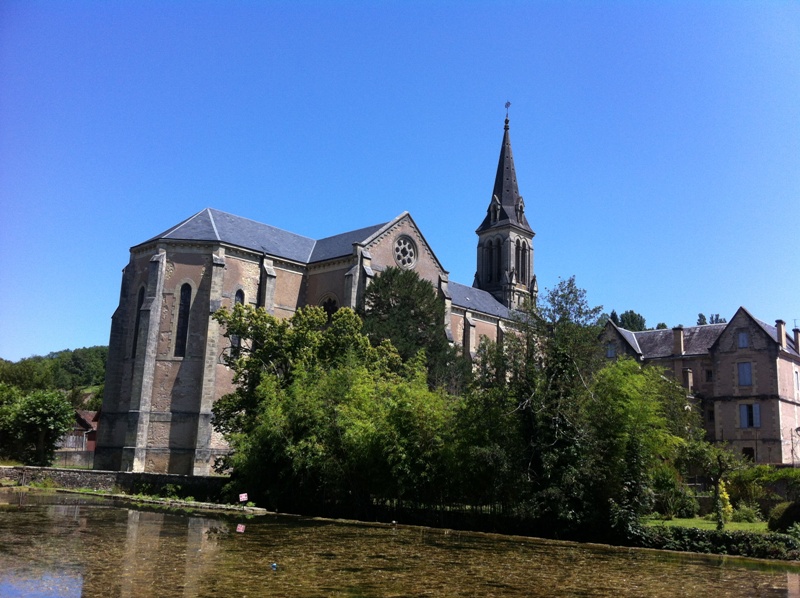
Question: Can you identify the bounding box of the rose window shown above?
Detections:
[394,236,417,269]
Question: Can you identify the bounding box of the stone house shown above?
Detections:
[95,117,536,475]
[602,308,800,464]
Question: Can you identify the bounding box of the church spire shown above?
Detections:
[476,114,532,234]
[474,112,536,310]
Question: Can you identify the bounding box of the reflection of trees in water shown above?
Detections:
[2,491,800,597]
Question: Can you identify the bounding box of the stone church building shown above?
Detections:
[95,118,536,475]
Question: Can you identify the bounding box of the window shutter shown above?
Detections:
[740,404,748,428]
[753,404,761,428]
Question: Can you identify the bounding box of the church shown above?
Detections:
[94,117,537,475]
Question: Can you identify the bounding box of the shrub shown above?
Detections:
[768,501,800,532]
[787,522,800,540]
[651,465,698,519]
[636,525,800,560]
[731,503,761,523]
[727,465,771,505]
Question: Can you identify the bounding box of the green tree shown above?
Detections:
[610,310,620,326]
[0,346,107,394]
[587,359,696,533]
[359,266,469,391]
[0,383,74,465]
[212,304,457,512]
[656,322,668,330]
[619,310,646,331]
[493,276,604,533]
[453,338,525,511]
[678,439,745,530]
[697,313,708,325]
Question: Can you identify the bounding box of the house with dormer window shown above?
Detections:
[602,307,800,464]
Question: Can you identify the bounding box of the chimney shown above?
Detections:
[776,320,786,349]
[682,367,694,392]
[794,328,800,354]
[673,325,684,355]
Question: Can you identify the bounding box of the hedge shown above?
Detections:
[635,525,800,561]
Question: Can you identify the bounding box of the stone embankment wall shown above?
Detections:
[0,466,228,502]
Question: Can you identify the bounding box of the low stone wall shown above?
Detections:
[52,451,94,469]
[0,466,229,503]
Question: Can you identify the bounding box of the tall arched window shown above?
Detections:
[521,242,529,284]
[231,290,245,352]
[485,242,493,282]
[515,240,521,280]
[131,287,145,359]
[495,239,502,282]
[174,283,192,358]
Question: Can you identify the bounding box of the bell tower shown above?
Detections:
[474,114,536,309]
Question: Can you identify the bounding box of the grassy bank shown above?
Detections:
[643,516,767,533]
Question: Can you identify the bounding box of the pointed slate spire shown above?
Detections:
[477,116,532,233]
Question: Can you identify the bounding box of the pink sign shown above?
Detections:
[239,493,248,502]
[236,524,246,533]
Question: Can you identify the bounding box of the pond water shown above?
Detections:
[1,489,800,597]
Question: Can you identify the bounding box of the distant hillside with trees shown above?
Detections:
[0,346,107,409]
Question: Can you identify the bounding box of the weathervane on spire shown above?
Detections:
[505,101,511,119]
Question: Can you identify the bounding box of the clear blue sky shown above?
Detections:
[1,1,798,362]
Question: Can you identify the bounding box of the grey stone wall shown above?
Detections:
[0,466,228,502]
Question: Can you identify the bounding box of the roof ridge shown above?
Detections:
[207,208,220,241]
[206,208,316,243]
[155,208,208,239]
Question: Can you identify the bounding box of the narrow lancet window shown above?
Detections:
[231,290,245,352]
[486,242,493,282]
[174,283,192,358]
[495,240,502,281]
[131,287,145,359]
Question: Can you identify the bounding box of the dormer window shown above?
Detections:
[490,195,501,223]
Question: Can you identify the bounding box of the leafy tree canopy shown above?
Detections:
[211,304,456,511]
[360,267,447,361]
[618,310,646,332]
[0,383,74,465]
[0,346,107,392]
[359,266,470,391]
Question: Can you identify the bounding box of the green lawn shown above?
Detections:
[643,516,767,533]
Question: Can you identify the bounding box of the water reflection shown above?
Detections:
[1,489,800,597]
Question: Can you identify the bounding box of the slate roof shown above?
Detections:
[744,308,800,357]
[310,223,388,263]
[449,281,511,319]
[613,307,800,360]
[476,118,533,234]
[142,208,387,264]
[608,322,642,354]
[631,324,727,359]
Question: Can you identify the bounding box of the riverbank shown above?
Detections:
[3,465,800,563]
